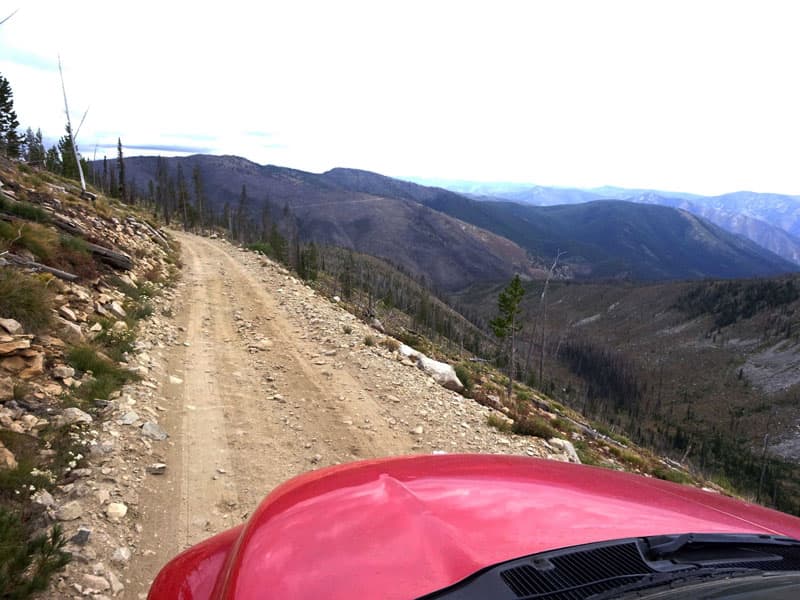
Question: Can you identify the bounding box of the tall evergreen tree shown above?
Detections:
[192,165,205,230]
[0,74,21,158]
[23,128,45,165]
[176,163,189,228]
[57,124,79,180]
[491,274,526,401]
[116,138,127,202]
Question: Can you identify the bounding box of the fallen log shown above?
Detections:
[3,252,78,281]
[140,220,170,249]
[51,214,89,237]
[84,242,133,270]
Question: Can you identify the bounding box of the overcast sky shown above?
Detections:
[1,0,799,195]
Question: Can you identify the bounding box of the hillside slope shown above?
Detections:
[119,155,538,291]
[118,157,797,284]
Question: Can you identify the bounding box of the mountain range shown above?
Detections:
[115,155,799,290]
[409,178,800,266]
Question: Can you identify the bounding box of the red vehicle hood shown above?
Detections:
[149,454,800,599]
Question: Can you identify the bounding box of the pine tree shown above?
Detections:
[491,274,526,401]
[192,165,205,230]
[0,74,21,158]
[23,127,45,165]
[44,145,61,173]
[57,124,79,180]
[116,138,127,202]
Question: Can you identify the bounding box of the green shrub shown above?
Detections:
[66,345,135,402]
[364,334,376,347]
[0,221,59,263]
[380,338,401,352]
[454,364,473,395]
[0,509,70,599]
[246,242,273,257]
[653,467,692,485]
[512,414,557,439]
[0,270,53,332]
[0,195,50,223]
[342,324,353,334]
[486,413,513,433]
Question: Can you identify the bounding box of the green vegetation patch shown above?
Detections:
[675,278,800,328]
[0,270,53,332]
[0,194,50,223]
[66,344,136,403]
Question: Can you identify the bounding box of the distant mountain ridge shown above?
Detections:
[115,155,798,288]
[414,178,800,265]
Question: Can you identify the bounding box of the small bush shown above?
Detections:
[0,195,50,223]
[0,270,53,332]
[342,324,353,335]
[512,414,557,439]
[573,440,602,466]
[0,509,71,599]
[454,364,473,395]
[246,242,273,257]
[550,416,576,433]
[653,467,692,485]
[380,338,400,352]
[0,221,58,263]
[364,334,376,347]
[66,345,135,402]
[486,413,513,433]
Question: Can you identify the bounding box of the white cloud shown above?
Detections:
[2,0,800,194]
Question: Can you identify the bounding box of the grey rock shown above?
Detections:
[146,462,167,475]
[69,527,92,546]
[52,364,76,379]
[106,502,128,521]
[32,489,55,508]
[111,546,131,564]
[107,570,124,595]
[107,301,127,320]
[0,318,22,335]
[55,407,93,427]
[81,574,110,592]
[141,421,168,440]
[548,438,581,464]
[118,411,140,426]
[56,500,84,521]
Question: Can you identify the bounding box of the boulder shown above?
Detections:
[549,438,581,464]
[398,344,464,392]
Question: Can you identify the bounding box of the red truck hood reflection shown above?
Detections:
[150,454,800,600]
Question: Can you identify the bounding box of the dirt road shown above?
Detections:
[128,233,421,595]
[122,232,554,598]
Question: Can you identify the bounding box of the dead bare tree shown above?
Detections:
[0,8,19,25]
[58,56,94,199]
[538,250,566,386]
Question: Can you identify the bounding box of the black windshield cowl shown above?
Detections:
[418,534,800,600]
